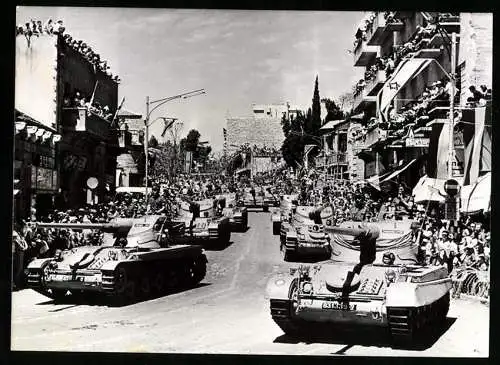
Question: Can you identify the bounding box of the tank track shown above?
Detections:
[101,254,207,304]
[26,269,42,289]
[387,292,450,346]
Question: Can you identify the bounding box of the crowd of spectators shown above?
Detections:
[293,175,490,274]
[350,82,492,144]
[16,18,120,84]
[63,90,114,121]
[353,13,460,99]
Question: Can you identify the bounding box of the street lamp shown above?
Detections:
[144,89,205,211]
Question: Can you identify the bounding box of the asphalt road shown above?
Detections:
[11,211,489,356]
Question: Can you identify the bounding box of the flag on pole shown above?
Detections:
[111,96,126,127]
[89,81,99,107]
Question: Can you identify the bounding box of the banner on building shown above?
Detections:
[461,104,492,185]
[184,151,193,174]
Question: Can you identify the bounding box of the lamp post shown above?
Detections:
[144,89,205,211]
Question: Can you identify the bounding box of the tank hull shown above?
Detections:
[27,244,208,303]
[267,260,452,347]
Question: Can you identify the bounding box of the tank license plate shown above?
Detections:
[321,301,357,311]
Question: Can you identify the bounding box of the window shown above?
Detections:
[254,109,264,114]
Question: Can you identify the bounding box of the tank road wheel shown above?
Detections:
[139,275,152,299]
[272,281,302,337]
[165,265,181,290]
[241,213,248,231]
[114,266,136,304]
[219,225,231,245]
[435,292,450,325]
[151,269,166,295]
[280,243,293,262]
[47,288,69,301]
[190,255,207,285]
[273,222,281,235]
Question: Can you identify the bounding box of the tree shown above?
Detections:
[180,129,201,152]
[308,75,322,136]
[148,135,159,149]
[321,98,345,123]
[338,91,354,114]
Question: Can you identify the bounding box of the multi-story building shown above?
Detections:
[15,27,121,219]
[115,109,145,187]
[348,11,463,191]
[315,119,350,180]
[251,103,300,120]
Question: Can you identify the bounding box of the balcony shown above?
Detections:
[412,33,459,60]
[367,12,405,45]
[62,107,112,139]
[353,38,379,67]
[315,152,348,168]
[363,126,389,149]
[352,87,377,114]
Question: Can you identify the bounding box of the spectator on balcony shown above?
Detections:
[385,57,395,78]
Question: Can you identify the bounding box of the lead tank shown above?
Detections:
[26,215,207,304]
[266,222,452,346]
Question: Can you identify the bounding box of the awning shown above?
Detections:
[320,119,347,131]
[378,58,437,120]
[381,159,417,183]
[236,167,250,174]
[460,172,490,214]
[412,175,464,203]
[13,189,20,196]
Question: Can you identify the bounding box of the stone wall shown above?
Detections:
[226,117,285,154]
[459,13,493,104]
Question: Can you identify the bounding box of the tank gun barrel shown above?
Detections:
[329,223,380,240]
[27,221,134,232]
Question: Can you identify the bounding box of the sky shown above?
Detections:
[17,7,365,152]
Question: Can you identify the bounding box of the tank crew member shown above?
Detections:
[250,185,256,205]
[188,200,201,235]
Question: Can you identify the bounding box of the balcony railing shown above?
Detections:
[315,152,347,167]
[353,38,379,67]
[352,87,377,114]
[367,12,405,45]
[62,107,112,139]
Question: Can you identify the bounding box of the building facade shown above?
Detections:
[348,11,462,192]
[115,110,145,188]
[15,29,121,219]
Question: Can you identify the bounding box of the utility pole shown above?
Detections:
[447,32,457,179]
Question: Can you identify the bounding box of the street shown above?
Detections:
[11,211,489,356]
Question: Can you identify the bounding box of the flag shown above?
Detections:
[111,97,125,127]
[89,81,99,107]
[462,104,491,185]
[427,121,450,179]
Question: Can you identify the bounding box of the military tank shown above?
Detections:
[25,215,207,304]
[216,193,248,232]
[270,194,298,235]
[261,185,280,209]
[279,204,333,261]
[266,222,452,347]
[171,199,231,245]
[238,186,269,212]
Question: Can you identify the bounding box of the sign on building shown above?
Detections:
[406,137,430,147]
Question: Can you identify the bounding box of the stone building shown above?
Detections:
[14,28,121,218]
